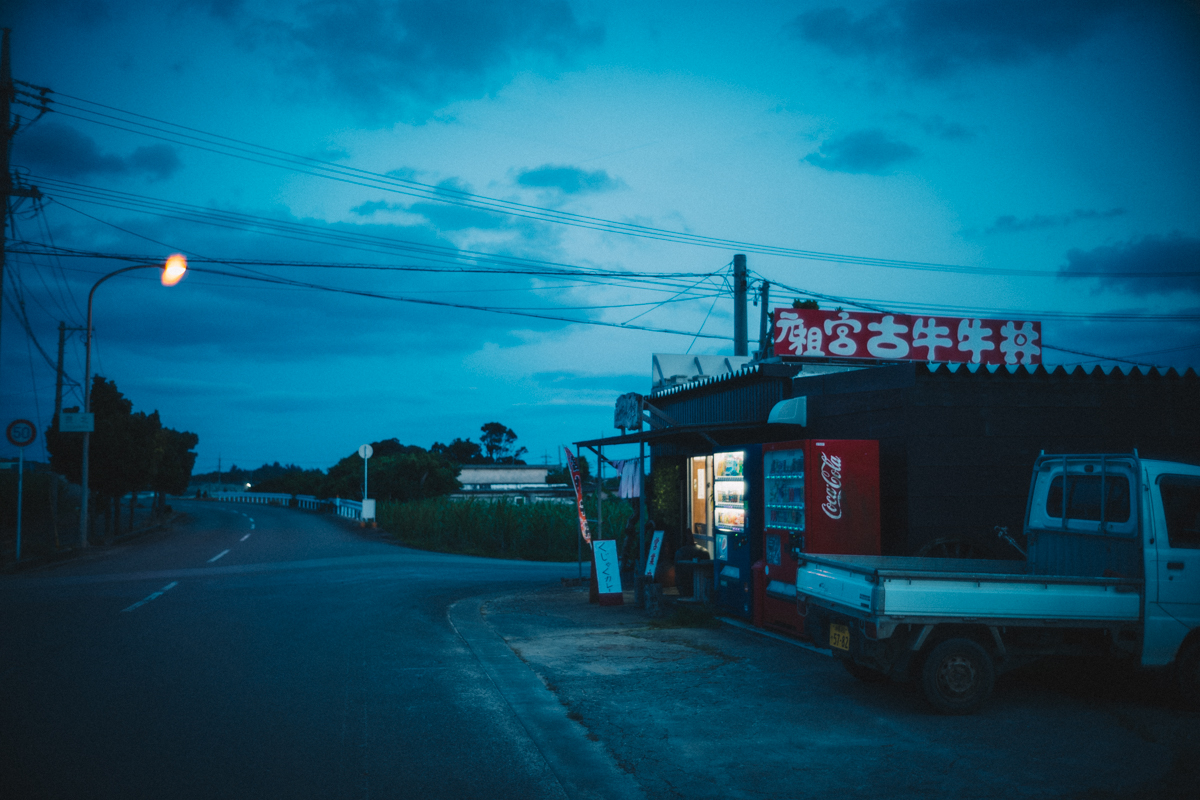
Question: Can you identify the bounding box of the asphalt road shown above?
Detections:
[0,500,608,800]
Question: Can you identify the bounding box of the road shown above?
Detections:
[0,500,608,800]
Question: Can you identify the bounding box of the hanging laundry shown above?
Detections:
[611,459,641,499]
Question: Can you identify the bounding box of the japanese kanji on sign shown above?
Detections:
[773,309,1041,366]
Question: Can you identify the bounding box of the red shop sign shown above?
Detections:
[773,309,1041,365]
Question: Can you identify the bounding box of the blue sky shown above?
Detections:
[1,0,1197,473]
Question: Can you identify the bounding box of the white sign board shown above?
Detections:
[644,530,665,578]
[58,412,94,433]
[593,539,623,604]
[358,444,373,459]
[361,499,376,521]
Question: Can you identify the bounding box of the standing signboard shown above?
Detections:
[593,539,623,605]
[644,530,665,580]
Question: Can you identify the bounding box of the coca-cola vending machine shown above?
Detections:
[760,439,880,637]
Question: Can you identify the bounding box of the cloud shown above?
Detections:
[13,122,182,180]
[239,0,603,119]
[1060,233,1200,295]
[791,0,1124,78]
[897,112,977,141]
[515,164,626,194]
[803,129,919,174]
[988,208,1126,235]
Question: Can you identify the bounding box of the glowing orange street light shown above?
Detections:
[162,253,188,286]
[79,256,188,548]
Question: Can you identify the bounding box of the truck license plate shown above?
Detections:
[829,623,850,651]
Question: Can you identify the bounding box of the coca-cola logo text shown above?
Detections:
[820,452,843,520]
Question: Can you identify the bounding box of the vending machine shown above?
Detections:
[761,440,880,637]
[712,446,762,619]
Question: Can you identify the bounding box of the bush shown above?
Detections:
[377,495,632,561]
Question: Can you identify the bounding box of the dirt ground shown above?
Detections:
[482,586,1200,800]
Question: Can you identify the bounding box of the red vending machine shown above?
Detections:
[760,439,880,637]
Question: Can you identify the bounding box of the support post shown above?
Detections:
[757,280,771,359]
[733,253,748,356]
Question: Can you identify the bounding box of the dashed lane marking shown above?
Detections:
[122,582,178,613]
[208,549,230,563]
[240,534,250,542]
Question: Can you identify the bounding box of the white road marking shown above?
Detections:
[250,524,255,529]
[240,534,250,542]
[208,549,230,563]
[249,518,254,524]
[122,581,178,613]
[240,513,247,517]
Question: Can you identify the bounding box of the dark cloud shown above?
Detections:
[1060,233,1200,295]
[898,112,977,141]
[515,165,626,194]
[791,1,1124,78]
[241,0,603,119]
[13,122,182,180]
[988,208,1126,234]
[803,129,918,174]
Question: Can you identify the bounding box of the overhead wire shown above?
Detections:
[29,88,1200,280]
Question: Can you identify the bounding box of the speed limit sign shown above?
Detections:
[6,419,37,448]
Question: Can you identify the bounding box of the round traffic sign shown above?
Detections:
[358,444,373,459]
[6,419,37,448]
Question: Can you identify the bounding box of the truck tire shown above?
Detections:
[1177,641,1200,709]
[920,638,995,714]
[842,659,888,683]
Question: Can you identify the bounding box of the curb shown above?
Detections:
[449,594,646,800]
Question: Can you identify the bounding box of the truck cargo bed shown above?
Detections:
[797,554,1143,623]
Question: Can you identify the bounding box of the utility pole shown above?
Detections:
[733,254,748,356]
[0,29,45,389]
[757,280,771,359]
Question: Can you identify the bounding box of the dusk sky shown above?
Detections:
[1,0,1198,475]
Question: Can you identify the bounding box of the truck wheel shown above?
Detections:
[920,638,995,714]
[1177,641,1200,709]
[842,659,888,683]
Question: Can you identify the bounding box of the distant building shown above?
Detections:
[452,464,574,504]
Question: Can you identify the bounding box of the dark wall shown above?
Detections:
[653,362,1200,558]
[799,364,1200,555]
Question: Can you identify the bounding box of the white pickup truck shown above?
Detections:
[796,453,1200,713]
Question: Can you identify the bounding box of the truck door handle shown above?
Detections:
[1167,562,1184,570]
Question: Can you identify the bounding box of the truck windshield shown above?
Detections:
[1046,474,1130,523]
[1160,475,1200,549]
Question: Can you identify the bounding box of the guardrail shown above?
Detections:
[207,491,364,521]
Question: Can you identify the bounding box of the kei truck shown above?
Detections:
[796,452,1200,713]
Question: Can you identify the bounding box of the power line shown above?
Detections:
[28,90,1200,280]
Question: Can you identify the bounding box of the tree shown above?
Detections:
[547,455,591,485]
[319,445,460,502]
[479,422,527,464]
[430,437,487,464]
[792,299,819,309]
[151,427,199,512]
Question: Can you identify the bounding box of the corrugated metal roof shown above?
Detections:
[652,359,1198,399]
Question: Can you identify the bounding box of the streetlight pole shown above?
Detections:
[79,256,187,548]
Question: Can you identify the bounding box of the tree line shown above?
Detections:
[199,422,543,502]
[46,376,199,539]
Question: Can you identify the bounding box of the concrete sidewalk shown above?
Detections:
[478,585,1200,800]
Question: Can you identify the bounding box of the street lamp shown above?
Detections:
[79,255,187,548]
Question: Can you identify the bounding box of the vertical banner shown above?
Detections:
[644,530,665,579]
[563,446,592,546]
[593,539,624,605]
